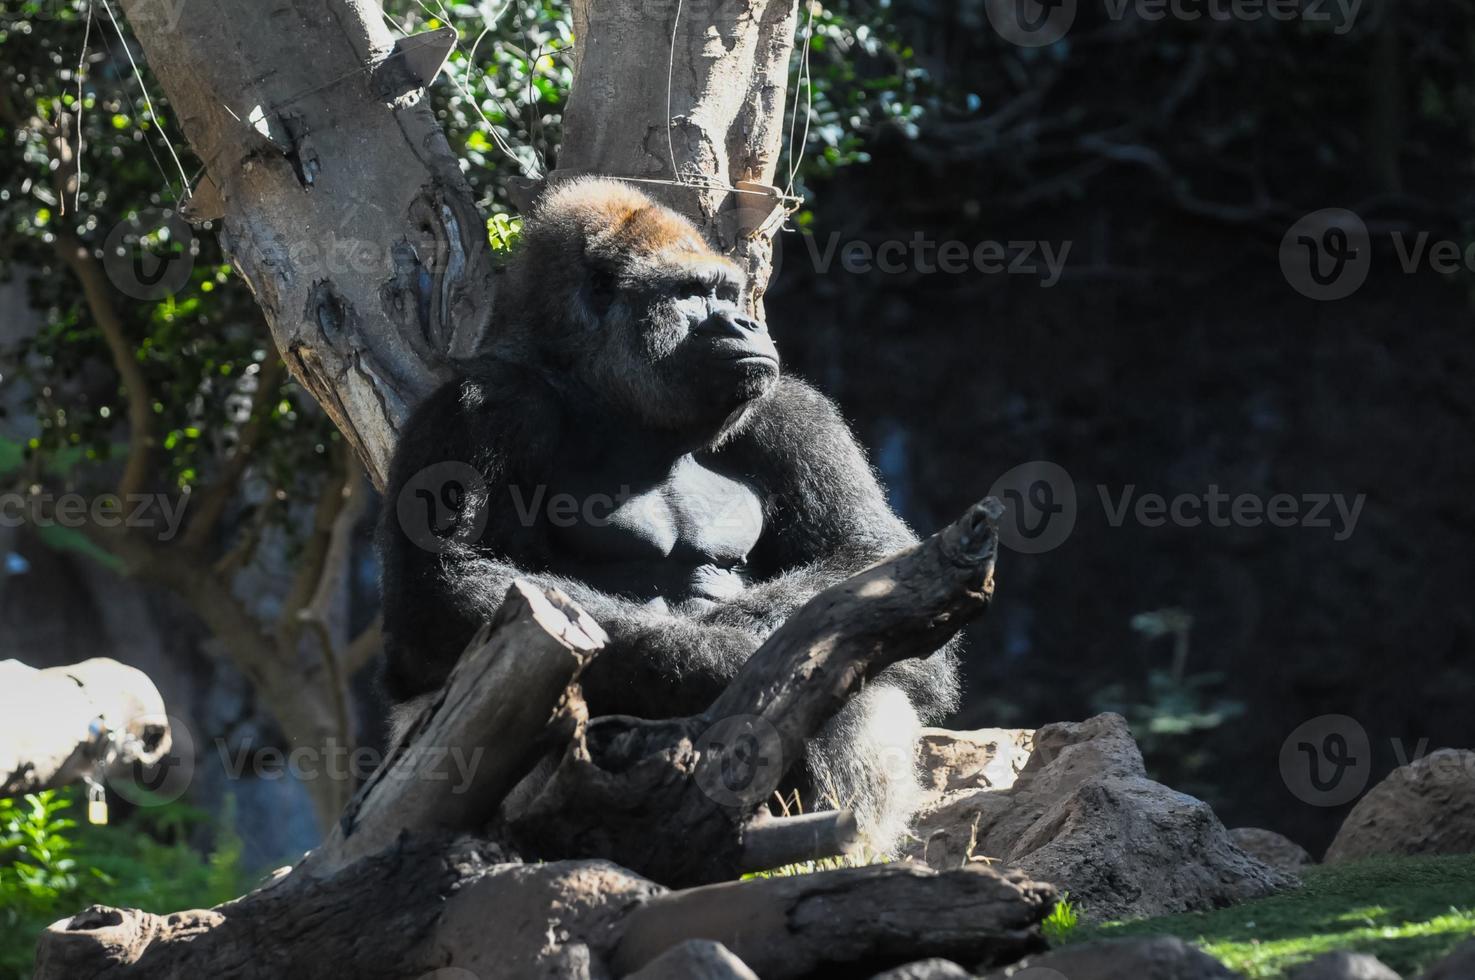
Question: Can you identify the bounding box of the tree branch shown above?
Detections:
[182,355,286,552]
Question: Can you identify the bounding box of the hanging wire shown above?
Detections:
[98,0,191,203]
[666,0,686,183]
[63,0,95,217]
[784,0,817,201]
[91,6,179,207]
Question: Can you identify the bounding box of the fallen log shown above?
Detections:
[35,498,1044,980]
[1,658,171,799]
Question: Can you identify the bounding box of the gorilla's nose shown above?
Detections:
[697,311,767,338]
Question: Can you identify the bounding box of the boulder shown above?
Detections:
[1417,938,1475,979]
[1288,951,1401,979]
[1325,749,1475,863]
[623,940,758,979]
[908,714,1295,920]
[982,936,1240,979]
[869,959,973,979]
[1229,828,1314,873]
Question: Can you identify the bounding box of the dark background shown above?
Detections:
[766,0,1475,853]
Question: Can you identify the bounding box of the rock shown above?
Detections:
[907,714,1295,920]
[1325,749,1475,863]
[917,727,1034,798]
[433,859,667,979]
[1417,938,1475,979]
[982,936,1240,979]
[1229,828,1314,873]
[1288,951,1401,979]
[869,959,973,979]
[623,940,759,979]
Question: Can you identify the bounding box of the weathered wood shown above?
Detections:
[740,809,859,873]
[1,659,170,798]
[510,498,1001,886]
[613,862,1053,979]
[36,855,1054,980]
[302,581,603,878]
[115,0,493,489]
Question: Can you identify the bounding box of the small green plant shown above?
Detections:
[0,791,84,917]
[1042,893,1081,944]
[0,790,250,979]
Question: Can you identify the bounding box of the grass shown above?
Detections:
[1066,854,1475,978]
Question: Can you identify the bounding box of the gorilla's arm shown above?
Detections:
[704,378,962,721]
[378,370,758,717]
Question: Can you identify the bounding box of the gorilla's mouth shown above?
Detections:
[721,352,779,366]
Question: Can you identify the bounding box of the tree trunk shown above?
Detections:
[116,0,491,490]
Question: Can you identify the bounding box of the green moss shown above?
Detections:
[1070,854,1475,978]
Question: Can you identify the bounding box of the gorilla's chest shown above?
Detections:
[544,454,764,603]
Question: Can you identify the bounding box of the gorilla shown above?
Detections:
[378,178,959,850]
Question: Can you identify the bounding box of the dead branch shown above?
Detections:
[613,863,1053,979]
[301,581,604,878]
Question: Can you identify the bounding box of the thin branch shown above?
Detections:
[278,442,352,636]
[53,233,155,499]
[340,613,384,678]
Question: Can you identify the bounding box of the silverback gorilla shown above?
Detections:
[378,178,960,849]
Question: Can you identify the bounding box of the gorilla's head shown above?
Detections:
[496,178,780,442]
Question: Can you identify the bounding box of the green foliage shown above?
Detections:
[0,790,249,980]
[1070,854,1475,978]
[486,212,523,256]
[0,0,336,506]
[1042,893,1081,944]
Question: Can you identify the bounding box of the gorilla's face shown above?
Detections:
[578,254,780,440]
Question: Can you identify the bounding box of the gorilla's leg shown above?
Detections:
[803,683,925,856]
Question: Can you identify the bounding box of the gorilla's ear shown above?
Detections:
[582,267,619,320]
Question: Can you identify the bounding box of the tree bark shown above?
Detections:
[116,0,494,490]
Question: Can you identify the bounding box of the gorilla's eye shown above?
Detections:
[716,283,740,304]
